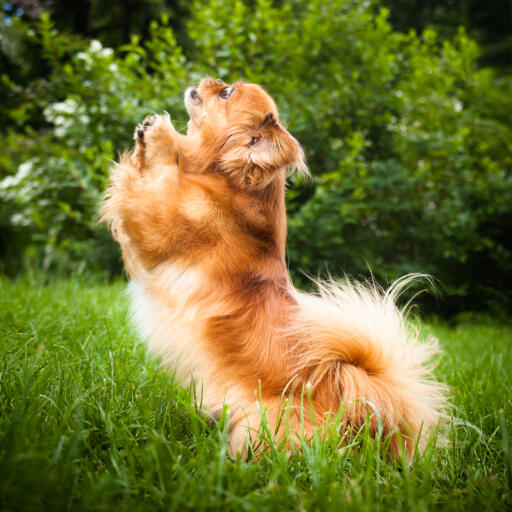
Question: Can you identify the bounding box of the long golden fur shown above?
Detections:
[101,77,447,457]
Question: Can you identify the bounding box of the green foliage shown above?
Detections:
[381,0,512,69]
[0,277,511,509]
[1,0,511,311]
[1,13,189,273]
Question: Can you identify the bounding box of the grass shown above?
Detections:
[0,275,511,511]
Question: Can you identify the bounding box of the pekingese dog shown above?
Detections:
[102,77,447,457]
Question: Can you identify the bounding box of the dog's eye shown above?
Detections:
[219,87,234,99]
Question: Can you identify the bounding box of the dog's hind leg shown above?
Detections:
[227,395,317,459]
[133,113,179,173]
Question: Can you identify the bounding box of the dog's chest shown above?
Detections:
[127,263,214,383]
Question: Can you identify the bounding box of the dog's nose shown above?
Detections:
[190,88,199,100]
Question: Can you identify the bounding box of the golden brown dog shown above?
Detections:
[102,77,447,457]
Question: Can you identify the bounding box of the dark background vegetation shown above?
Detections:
[1,0,511,315]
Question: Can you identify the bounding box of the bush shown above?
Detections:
[1,0,511,312]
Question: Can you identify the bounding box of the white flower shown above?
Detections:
[90,39,102,52]
[0,176,17,189]
[109,63,118,72]
[51,99,78,115]
[101,48,113,58]
[11,213,31,226]
[17,161,33,179]
[43,106,54,122]
[0,161,33,189]
[453,99,463,112]
[76,52,93,68]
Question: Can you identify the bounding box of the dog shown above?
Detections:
[101,77,447,457]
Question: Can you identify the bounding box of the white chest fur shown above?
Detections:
[128,262,251,418]
[128,263,211,382]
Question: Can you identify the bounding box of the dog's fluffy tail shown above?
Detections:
[289,274,448,453]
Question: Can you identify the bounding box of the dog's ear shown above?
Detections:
[218,112,309,190]
[248,112,308,176]
[261,112,277,128]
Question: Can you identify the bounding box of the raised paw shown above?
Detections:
[132,113,178,172]
[134,114,158,142]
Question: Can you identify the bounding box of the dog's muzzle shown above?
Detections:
[185,87,201,103]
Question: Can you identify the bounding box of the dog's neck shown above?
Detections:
[239,171,291,285]
[254,172,288,261]
[175,134,291,285]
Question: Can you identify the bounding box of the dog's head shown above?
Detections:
[184,77,308,189]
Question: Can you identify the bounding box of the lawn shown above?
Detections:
[0,275,511,511]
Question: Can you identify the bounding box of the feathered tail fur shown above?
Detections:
[288,274,448,454]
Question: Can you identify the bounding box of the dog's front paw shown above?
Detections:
[134,114,158,142]
[132,113,178,171]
